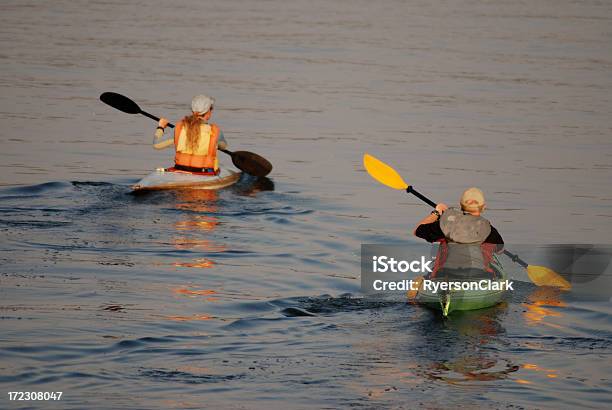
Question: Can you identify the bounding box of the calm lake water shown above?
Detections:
[1,0,611,408]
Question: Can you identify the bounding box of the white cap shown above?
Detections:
[460,187,485,211]
[191,94,215,114]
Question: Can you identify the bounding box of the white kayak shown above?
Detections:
[132,167,241,192]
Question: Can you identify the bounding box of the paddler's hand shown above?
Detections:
[158,118,169,129]
[414,203,448,236]
[435,203,448,214]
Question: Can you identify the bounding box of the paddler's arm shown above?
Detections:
[152,118,174,150]
[215,126,228,150]
[174,121,183,146]
[413,203,448,239]
[210,124,227,149]
[485,226,504,252]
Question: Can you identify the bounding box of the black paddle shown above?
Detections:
[99,92,273,177]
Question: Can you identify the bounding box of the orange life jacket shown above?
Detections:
[175,122,220,170]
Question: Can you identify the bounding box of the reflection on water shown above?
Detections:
[147,178,275,270]
[416,305,517,385]
[168,190,222,269]
[523,287,567,327]
[173,288,217,297]
[172,238,226,252]
[165,314,214,322]
[427,356,519,384]
[522,363,560,380]
[173,259,215,269]
[232,176,275,197]
[162,179,278,321]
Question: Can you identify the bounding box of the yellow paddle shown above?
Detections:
[406,275,423,300]
[502,251,571,290]
[363,153,571,290]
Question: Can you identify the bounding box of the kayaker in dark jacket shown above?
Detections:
[413,187,504,278]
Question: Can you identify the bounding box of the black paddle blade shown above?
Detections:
[99,92,141,114]
[231,151,273,177]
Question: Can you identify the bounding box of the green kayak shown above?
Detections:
[415,257,508,317]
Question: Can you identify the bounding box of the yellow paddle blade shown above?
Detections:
[406,275,424,300]
[527,265,572,290]
[363,153,409,190]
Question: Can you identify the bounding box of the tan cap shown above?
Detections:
[460,187,485,211]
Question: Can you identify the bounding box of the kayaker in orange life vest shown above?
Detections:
[153,94,228,174]
[413,187,504,278]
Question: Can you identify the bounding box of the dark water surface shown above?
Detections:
[1,0,612,408]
